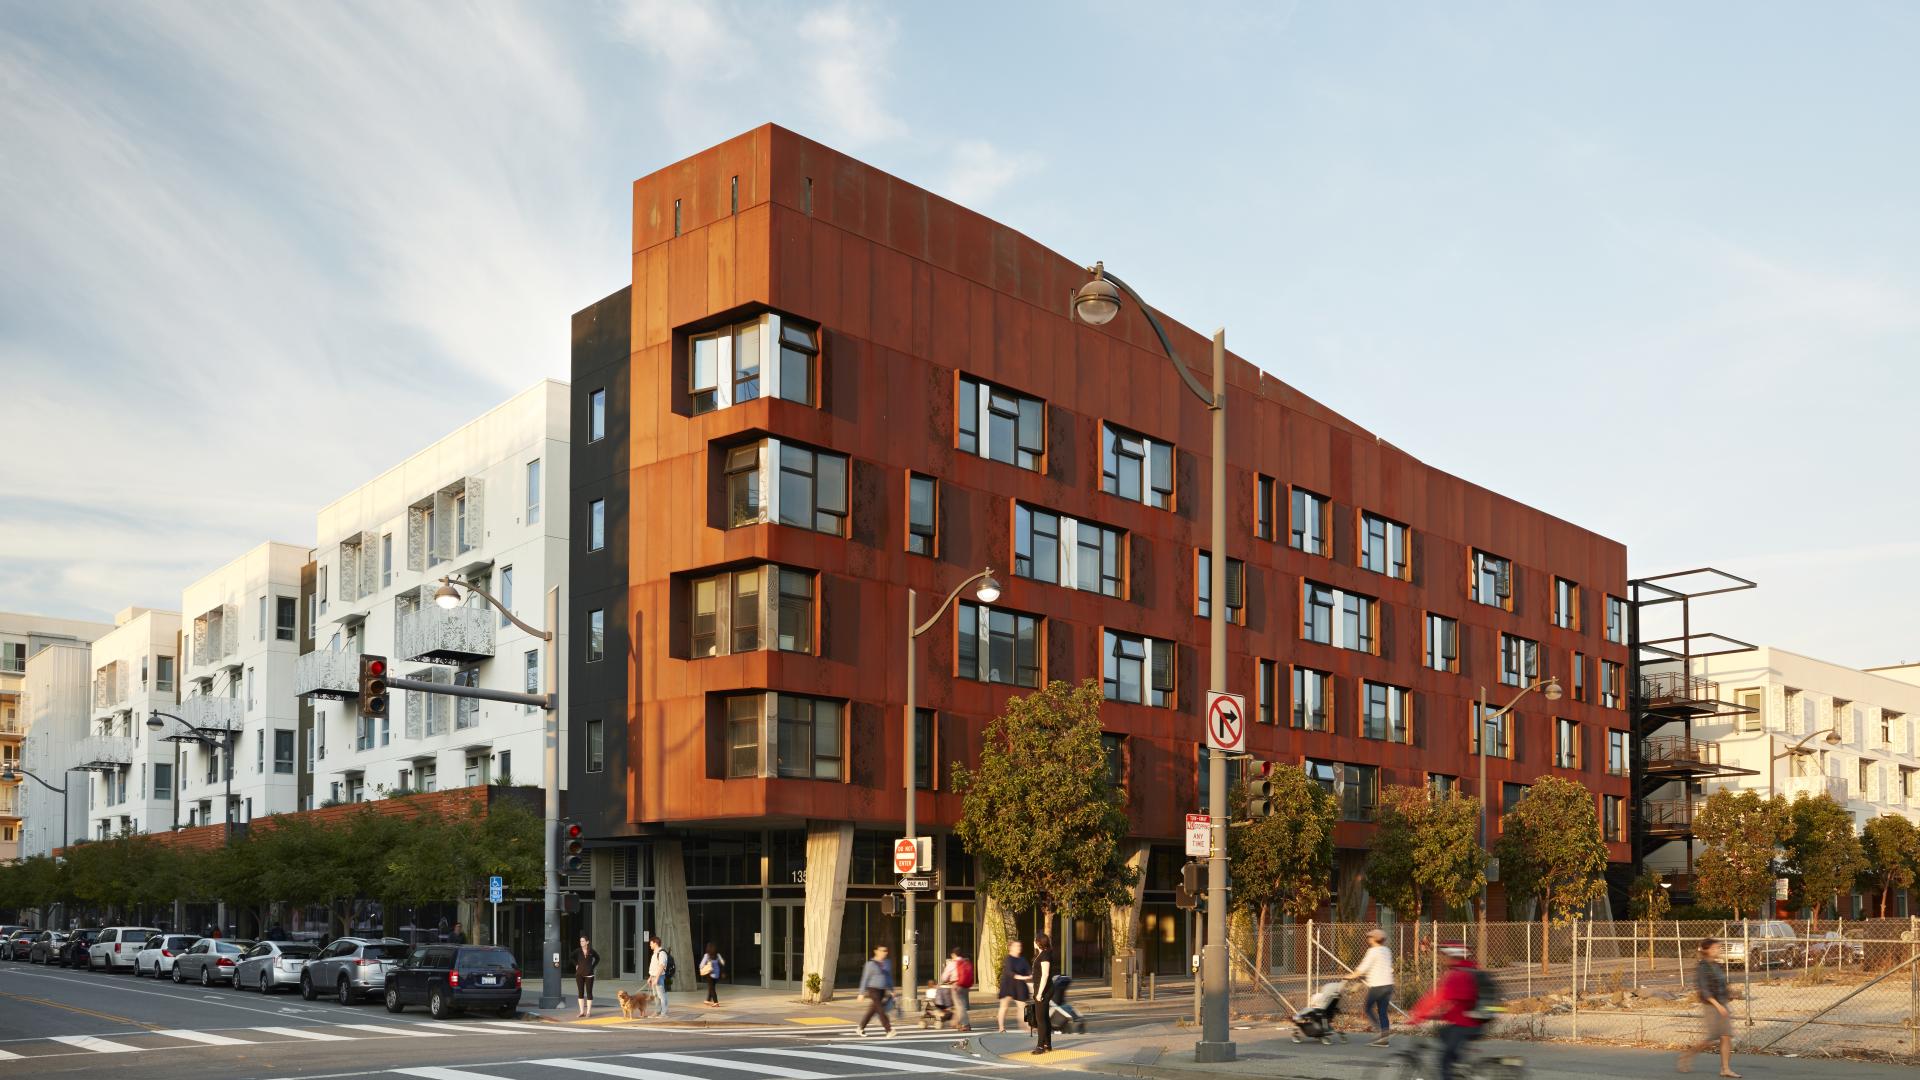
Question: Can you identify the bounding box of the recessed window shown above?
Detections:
[588,499,606,552]
[275,597,297,642]
[1500,633,1539,686]
[499,566,514,627]
[586,718,605,774]
[1362,682,1411,743]
[1292,668,1332,732]
[690,565,813,657]
[907,473,938,556]
[381,533,393,589]
[1473,702,1512,758]
[730,175,738,214]
[724,438,849,536]
[1601,660,1623,708]
[1605,595,1627,644]
[1303,581,1376,652]
[1429,773,1459,797]
[1360,512,1409,579]
[1571,652,1587,701]
[1257,659,1279,725]
[1254,475,1275,540]
[1289,488,1330,555]
[1425,613,1458,672]
[690,314,819,413]
[1102,733,1127,789]
[1602,794,1626,841]
[526,459,542,525]
[1014,504,1125,597]
[772,693,843,780]
[590,388,607,442]
[1607,729,1630,776]
[1471,549,1512,609]
[155,655,175,692]
[274,730,294,774]
[958,601,1042,688]
[1103,629,1174,707]
[1101,423,1173,508]
[1554,577,1579,630]
[1555,717,1579,768]
[957,374,1045,471]
[1305,759,1377,821]
[1502,782,1529,815]
[587,609,606,663]
[1195,550,1245,623]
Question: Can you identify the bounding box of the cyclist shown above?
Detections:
[1408,941,1489,1080]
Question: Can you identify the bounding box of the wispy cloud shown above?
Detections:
[941,138,1038,208]
[796,2,906,146]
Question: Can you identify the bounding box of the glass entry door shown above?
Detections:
[768,901,805,988]
[617,900,651,978]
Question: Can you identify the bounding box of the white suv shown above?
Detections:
[88,927,160,972]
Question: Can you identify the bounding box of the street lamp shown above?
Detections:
[432,574,563,1010]
[1476,676,1562,954]
[902,567,999,1011]
[1074,261,1234,1063]
[0,763,76,853]
[1768,726,1840,799]
[149,710,239,841]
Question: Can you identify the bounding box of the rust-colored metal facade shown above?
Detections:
[584,125,1631,865]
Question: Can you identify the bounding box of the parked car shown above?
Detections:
[384,944,521,1019]
[172,938,255,986]
[1802,930,1865,966]
[3,929,36,959]
[301,937,409,1004]
[58,928,101,967]
[86,926,160,973]
[28,930,68,964]
[232,940,319,994]
[134,934,201,978]
[0,926,26,955]
[1723,920,1800,968]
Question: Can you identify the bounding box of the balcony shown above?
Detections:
[75,736,134,770]
[92,661,128,710]
[1639,670,1723,717]
[190,604,240,674]
[0,788,19,817]
[1784,774,1850,803]
[1642,733,1756,779]
[1643,797,1695,838]
[396,604,494,665]
[176,696,243,737]
[296,648,360,700]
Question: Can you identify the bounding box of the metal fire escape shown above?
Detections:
[1629,569,1762,889]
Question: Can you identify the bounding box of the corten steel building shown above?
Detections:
[568,125,1632,995]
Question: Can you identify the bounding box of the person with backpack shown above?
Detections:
[698,942,725,1007]
[939,946,975,1032]
[1408,941,1489,1080]
[646,935,672,1018]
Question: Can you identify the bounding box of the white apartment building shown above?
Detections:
[1649,646,1920,914]
[175,541,309,827]
[2,611,112,860]
[78,607,182,841]
[296,380,569,806]
[18,642,96,858]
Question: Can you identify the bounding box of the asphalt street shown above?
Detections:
[0,960,1051,1080]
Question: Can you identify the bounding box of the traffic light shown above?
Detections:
[560,819,585,874]
[1175,860,1206,910]
[1246,758,1275,819]
[358,655,388,717]
[881,893,899,917]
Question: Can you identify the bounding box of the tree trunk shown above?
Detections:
[1879,884,1889,918]
[1539,895,1551,975]
[1256,903,1271,976]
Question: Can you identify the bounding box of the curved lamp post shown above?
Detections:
[1075,262,1235,1062]
[434,574,564,1009]
[1476,676,1562,952]
[0,763,76,853]
[902,567,1000,1009]
[149,710,239,842]
[1769,726,1840,799]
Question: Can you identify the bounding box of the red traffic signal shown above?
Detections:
[358,654,389,716]
[561,819,586,873]
[364,657,386,678]
[564,822,584,841]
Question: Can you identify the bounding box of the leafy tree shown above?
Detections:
[1494,776,1608,971]
[1859,814,1920,918]
[1628,868,1671,922]
[952,679,1138,933]
[1693,789,1791,919]
[1783,794,1864,925]
[1231,763,1338,971]
[1364,786,1485,924]
[1363,787,1423,922]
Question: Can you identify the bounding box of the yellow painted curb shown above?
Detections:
[573,1015,642,1026]
[1002,1049,1097,1063]
[788,1016,851,1025]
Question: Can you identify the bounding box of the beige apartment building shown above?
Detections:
[0,611,114,861]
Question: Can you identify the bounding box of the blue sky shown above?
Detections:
[2,2,1916,668]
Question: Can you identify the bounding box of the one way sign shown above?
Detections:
[1206,691,1247,753]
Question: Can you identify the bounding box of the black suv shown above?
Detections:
[59,928,101,968]
[384,944,520,1019]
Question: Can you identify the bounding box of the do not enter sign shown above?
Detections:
[894,837,922,874]
[1206,691,1247,753]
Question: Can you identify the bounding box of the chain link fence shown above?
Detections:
[1230,917,1920,1061]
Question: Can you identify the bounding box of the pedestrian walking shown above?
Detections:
[940,946,975,1032]
[1351,927,1395,1046]
[995,940,1031,1032]
[647,935,671,1018]
[450,922,468,945]
[699,942,725,1007]
[572,935,601,1018]
[853,944,896,1037]
[1679,938,1739,1077]
[1030,934,1057,1054]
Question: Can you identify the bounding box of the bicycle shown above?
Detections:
[1364,1023,1526,1080]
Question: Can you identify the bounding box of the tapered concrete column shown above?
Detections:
[801,820,854,1001]
[653,839,695,972]
[591,848,616,959]
[980,890,1017,991]
[1109,841,1151,998]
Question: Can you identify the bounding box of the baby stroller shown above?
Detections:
[1289,980,1349,1044]
[918,985,954,1029]
[1047,974,1086,1034]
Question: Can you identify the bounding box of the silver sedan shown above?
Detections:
[232,941,320,994]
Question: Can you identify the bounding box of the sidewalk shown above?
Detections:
[962,1019,1920,1079]
[520,979,1185,1029]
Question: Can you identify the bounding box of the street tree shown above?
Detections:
[1693,789,1791,919]
[1783,793,1865,926]
[1363,787,1423,922]
[1363,786,1485,924]
[952,678,1138,935]
[1232,763,1337,971]
[1859,814,1920,918]
[1628,868,1671,957]
[1494,776,1608,971]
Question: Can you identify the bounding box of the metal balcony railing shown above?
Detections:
[0,790,20,816]
[1639,670,1718,708]
[177,696,243,735]
[1643,797,1695,832]
[75,736,134,769]
[396,604,494,665]
[1643,733,1723,769]
[295,648,361,699]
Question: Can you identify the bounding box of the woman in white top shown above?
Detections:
[1350,927,1395,1045]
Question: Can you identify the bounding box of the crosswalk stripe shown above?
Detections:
[632,1051,832,1077]
[393,1068,519,1080]
[155,1029,252,1046]
[484,1021,600,1035]
[251,1025,354,1042]
[49,1035,141,1054]
[527,1059,708,1080]
[397,1020,480,1033]
[333,1023,456,1038]
[0,1047,21,1060]
[824,1043,999,1063]
[729,1047,959,1072]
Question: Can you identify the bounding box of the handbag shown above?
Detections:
[1022,1002,1036,1027]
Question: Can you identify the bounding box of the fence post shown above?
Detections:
[1909,915,1917,1050]
[1571,917,1580,1040]
[1632,919,1639,991]
[1676,920,1685,990]
[1306,918,1314,995]
[1526,917,1533,999]
[1743,920,1753,1029]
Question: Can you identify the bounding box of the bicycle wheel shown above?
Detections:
[1363,1047,1427,1080]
